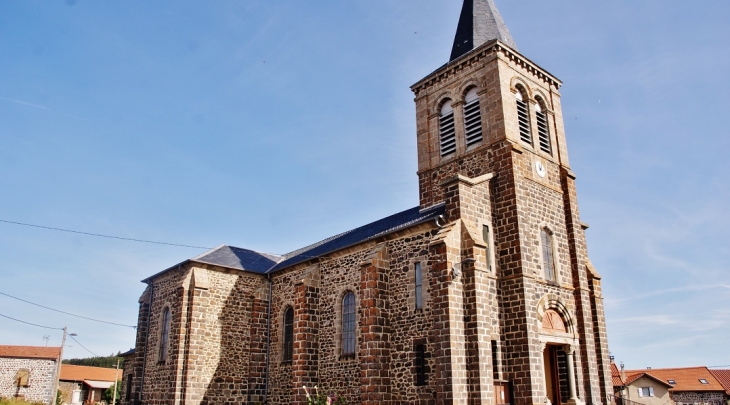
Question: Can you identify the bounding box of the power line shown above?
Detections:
[0,312,63,330]
[69,334,98,357]
[0,290,136,329]
[0,218,212,250]
[2,312,101,358]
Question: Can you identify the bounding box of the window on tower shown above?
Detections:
[541,228,556,282]
[535,98,551,154]
[439,99,456,156]
[463,88,483,147]
[516,89,532,145]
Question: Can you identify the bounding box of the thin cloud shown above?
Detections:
[612,315,678,326]
[605,284,729,307]
[0,96,51,111]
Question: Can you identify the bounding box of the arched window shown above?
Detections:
[439,100,456,156]
[535,98,551,154]
[159,307,171,362]
[414,262,423,310]
[541,228,556,282]
[283,306,294,362]
[341,292,356,356]
[516,89,532,145]
[463,88,483,146]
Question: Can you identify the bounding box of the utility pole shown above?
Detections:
[112,359,120,405]
[51,328,76,405]
[51,327,67,405]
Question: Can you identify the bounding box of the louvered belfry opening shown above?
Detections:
[463,88,483,146]
[516,89,532,144]
[535,100,551,153]
[439,100,456,156]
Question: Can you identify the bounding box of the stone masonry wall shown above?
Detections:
[0,357,57,403]
[671,391,727,405]
[133,263,266,405]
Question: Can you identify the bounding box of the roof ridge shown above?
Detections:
[625,366,710,372]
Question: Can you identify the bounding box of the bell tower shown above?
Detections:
[411,1,613,405]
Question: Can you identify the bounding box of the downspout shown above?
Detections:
[139,282,154,405]
[263,273,273,404]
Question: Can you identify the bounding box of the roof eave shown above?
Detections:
[411,39,562,93]
[267,211,441,274]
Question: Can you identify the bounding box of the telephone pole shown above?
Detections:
[112,358,120,405]
[51,328,76,405]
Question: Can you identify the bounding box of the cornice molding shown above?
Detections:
[411,40,562,96]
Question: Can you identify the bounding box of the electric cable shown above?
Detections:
[0,218,212,250]
[0,312,64,330]
[0,290,136,329]
[68,334,98,357]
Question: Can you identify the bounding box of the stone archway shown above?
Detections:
[536,296,584,405]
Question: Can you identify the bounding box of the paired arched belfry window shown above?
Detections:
[541,228,556,282]
[439,100,456,156]
[535,98,551,154]
[159,307,171,362]
[341,292,356,356]
[463,88,483,146]
[283,307,294,362]
[516,89,532,145]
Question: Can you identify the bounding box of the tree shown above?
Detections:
[63,354,124,369]
[103,381,122,405]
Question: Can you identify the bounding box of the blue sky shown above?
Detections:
[0,0,728,369]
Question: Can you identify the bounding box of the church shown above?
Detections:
[122,1,613,404]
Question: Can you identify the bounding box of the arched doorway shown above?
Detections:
[542,310,568,405]
[537,302,583,405]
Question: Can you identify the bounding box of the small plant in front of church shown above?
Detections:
[302,385,347,405]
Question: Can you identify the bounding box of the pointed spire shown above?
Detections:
[450,0,517,61]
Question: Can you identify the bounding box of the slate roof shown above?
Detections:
[268,204,445,272]
[147,204,445,282]
[192,246,282,274]
[709,369,730,395]
[0,345,61,360]
[450,0,517,61]
[624,367,725,392]
[60,364,122,383]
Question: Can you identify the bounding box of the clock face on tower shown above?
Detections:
[535,160,546,178]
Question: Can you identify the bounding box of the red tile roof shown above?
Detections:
[611,363,625,386]
[624,372,673,387]
[624,367,724,392]
[60,365,122,382]
[0,345,61,360]
[709,370,730,395]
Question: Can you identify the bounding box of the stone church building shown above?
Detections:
[122,1,613,404]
